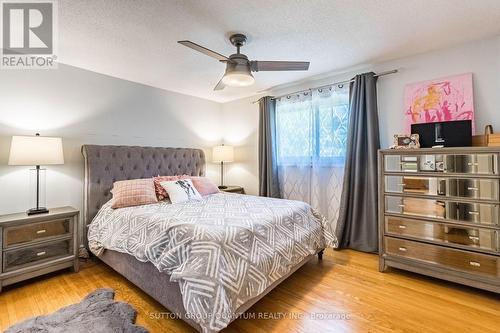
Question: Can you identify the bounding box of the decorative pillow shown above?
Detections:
[153,175,189,200]
[110,178,158,209]
[190,177,220,196]
[160,179,202,204]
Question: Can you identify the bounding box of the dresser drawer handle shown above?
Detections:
[469,261,481,267]
[467,162,479,166]
[36,251,47,257]
[36,229,47,234]
[398,204,406,208]
[398,225,407,229]
[398,183,406,187]
[398,247,407,252]
[467,187,479,191]
[468,211,480,216]
[468,235,480,241]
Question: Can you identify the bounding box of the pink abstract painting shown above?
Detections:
[404,73,475,134]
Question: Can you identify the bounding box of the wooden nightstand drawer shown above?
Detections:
[3,219,71,248]
[0,207,79,292]
[3,239,73,272]
[385,237,499,278]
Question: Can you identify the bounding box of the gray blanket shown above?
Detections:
[88,193,337,332]
[5,288,148,333]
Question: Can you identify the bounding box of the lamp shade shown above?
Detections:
[212,145,234,163]
[8,135,64,166]
[221,72,255,87]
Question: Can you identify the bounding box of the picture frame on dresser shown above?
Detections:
[378,147,500,293]
[392,134,420,149]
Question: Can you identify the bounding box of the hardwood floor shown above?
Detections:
[0,249,499,333]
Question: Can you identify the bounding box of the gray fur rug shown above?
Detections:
[5,288,149,333]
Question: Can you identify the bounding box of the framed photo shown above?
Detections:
[393,134,420,149]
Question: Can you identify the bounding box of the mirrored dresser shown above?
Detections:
[379,147,500,293]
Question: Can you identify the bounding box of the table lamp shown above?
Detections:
[212,144,234,189]
[8,133,64,215]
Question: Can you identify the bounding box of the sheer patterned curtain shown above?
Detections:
[276,85,349,235]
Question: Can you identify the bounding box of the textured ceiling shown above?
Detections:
[58,0,500,103]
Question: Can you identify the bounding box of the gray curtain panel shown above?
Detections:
[336,72,380,252]
[258,96,281,197]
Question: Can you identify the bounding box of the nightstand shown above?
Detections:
[219,186,245,194]
[0,207,79,292]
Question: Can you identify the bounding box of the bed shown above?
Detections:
[82,144,335,333]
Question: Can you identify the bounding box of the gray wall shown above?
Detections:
[376,35,500,147]
[221,35,500,194]
[0,64,223,224]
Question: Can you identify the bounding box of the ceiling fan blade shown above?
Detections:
[214,77,226,91]
[250,61,310,72]
[178,40,229,61]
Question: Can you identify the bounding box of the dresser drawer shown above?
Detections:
[446,201,500,225]
[3,219,71,248]
[385,176,500,201]
[385,196,446,219]
[385,195,499,225]
[445,154,498,175]
[384,155,419,172]
[449,178,500,201]
[385,216,497,251]
[385,237,500,278]
[384,153,498,174]
[3,239,73,272]
[385,176,446,196]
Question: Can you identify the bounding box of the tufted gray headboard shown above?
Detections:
[81,145,205,227]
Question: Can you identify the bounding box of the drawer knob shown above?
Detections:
[36,229,47,234]
[398,225,407,229]
[398,247,407,252]
[469,261,481,267]
[36,251,47,257]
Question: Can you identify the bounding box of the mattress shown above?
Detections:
[88,192,335,332]
[99,248,315,332]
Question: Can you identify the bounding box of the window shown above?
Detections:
[276,85,350,166]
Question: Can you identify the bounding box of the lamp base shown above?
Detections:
[218,185,228,190]
[27,207,49,216]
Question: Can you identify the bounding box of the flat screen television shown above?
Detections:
[411,120,472,148]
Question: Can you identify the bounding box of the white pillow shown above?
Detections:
[160,179,202,204]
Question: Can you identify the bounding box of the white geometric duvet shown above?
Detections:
[88,192,337,332]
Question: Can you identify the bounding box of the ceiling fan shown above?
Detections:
[178,33,310,91]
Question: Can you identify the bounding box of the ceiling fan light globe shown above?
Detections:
[221,73,255,87]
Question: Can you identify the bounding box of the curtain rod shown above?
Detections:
[252,69,398,104]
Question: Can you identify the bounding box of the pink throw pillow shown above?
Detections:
[111,178,158,209]
[190,177,220,196]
